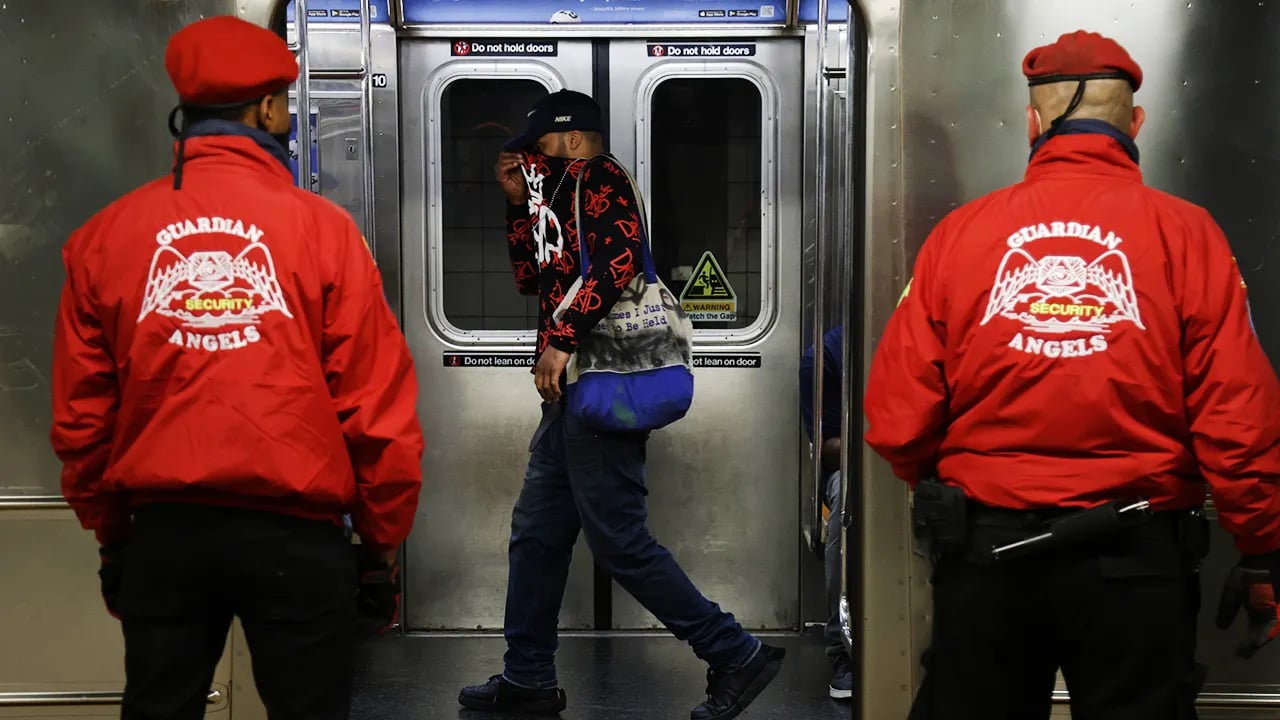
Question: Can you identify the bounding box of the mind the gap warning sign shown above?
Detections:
[679,250,737,322]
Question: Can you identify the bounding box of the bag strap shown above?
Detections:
[573,153,659,283]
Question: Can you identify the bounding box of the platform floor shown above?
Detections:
[348,628,850,720]
[344,629,1280,719]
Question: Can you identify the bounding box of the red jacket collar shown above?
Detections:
[1025,133,1143,183]
[170,135,294,185]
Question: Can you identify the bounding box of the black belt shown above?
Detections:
[972,500,1208,564]
[912,478,1208,565]
[981,498,1154,562]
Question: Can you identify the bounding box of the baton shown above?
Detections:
[990,499,1151,561]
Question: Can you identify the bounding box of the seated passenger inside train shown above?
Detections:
[799,324,853,700]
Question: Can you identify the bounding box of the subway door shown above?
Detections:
[607,38,804,630]
[286,21,400,275]
[399,38,597,630]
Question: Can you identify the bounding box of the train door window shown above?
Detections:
[648,77,765,334]
[438,78,547,332]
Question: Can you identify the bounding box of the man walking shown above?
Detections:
[458,89,784,720]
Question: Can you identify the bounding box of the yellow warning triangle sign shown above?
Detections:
[680,251,736,301]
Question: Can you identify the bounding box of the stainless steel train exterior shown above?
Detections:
[2,1,1278,718]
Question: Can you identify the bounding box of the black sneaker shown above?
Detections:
[690,643,786,720]
[457,674,567,715]
[828,654,852,700]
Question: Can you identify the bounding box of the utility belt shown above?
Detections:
[912,478,1209,566]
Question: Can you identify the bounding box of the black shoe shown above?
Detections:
[458,674,567,715]
[828,653,852,700]
[690,644,786,720]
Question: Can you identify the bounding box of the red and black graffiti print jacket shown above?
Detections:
[505,152,644,357]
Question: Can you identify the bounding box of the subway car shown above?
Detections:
[0,0,1276,718]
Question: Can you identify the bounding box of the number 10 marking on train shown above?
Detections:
[371,73,388,88]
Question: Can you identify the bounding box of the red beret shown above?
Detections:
[1022,30,1142,92]
[165,16,298,107]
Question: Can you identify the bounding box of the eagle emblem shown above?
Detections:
[980,249,1144,334]
[138,239,293,329]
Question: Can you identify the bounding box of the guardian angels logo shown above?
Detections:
[138,216,293,353]
[980,220,1144,359]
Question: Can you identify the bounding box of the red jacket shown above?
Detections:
[50,134,424,552]
[865,131,1280,555]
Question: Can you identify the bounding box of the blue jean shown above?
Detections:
[825,470,851,660]
[501,404,760,689]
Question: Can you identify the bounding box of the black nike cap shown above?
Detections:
[504,89,604,151]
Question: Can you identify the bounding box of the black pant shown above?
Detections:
[909,507,1206,720]
[117,503,358,720]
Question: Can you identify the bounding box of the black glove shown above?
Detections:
[356,548,400,634]
[98,543,126,620]
[1215,553,1280,659]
